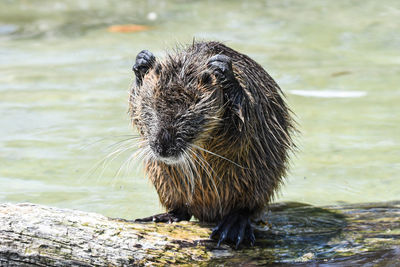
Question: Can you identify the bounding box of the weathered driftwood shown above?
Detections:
[0,201,399,266]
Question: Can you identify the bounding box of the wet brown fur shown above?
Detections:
[129,41,296,222]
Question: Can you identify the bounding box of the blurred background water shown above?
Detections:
[0,0,399,219]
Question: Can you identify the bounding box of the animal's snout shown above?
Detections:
[151,128,178,158]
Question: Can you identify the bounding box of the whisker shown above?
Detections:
[183,152,196,195]
[99,142,140,180]
[112,142,152,181]
[191,144,247,169]
[81,137,145,183]
[79,134,141,151]
[187,147,222,214]
[104,136,143,151]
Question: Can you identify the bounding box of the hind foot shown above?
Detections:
[132,50,156,86]
[135,208,191,223]
[210,210,255,249]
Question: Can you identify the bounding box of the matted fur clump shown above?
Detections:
[129,41,296,247]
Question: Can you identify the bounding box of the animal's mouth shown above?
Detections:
[149,137,187,165]
[156,154,185,165]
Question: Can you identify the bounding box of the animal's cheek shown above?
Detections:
[137,125,145,137]
[132,121,144,136]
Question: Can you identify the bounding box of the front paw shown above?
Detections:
[210,210,255,249]
[135,209,191,223]
[207,54,236,85]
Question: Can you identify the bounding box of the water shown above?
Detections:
[0,0,399,219]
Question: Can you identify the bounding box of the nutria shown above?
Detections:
[129,41,296,247]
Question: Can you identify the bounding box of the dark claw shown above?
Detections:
[135,209,191,223]
[247,221,256,246]
[210,210,255,249]
[210,215,228,239]
[217,214,237,247]
[134,213,172,223]
[210,227,219,239]
[235,216,247,249]
[134,215,155,222]
[217,233,225,247]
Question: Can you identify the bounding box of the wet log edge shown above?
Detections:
[0,201,399,266]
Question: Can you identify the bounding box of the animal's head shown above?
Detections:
[129,51,226,164]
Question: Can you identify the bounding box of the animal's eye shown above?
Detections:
[154,64,162,76]
[198,71,212,85]
[194,97,201,105]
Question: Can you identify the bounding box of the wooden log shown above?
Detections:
[0,201,399,266]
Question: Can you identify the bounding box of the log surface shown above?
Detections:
[0,201,399,266]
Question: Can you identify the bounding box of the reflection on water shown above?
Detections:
[0,0,399,219]
[289,90,367,98]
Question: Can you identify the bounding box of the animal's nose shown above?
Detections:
[152,128,176,157]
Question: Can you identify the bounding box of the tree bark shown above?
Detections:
[0,201,399,266]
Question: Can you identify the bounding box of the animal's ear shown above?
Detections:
[154,63,162,76]
[228,87,245,130]
[197,71,213,85]
[207,54,245,130]
[132,50,156,86]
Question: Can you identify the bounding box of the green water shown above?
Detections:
[0,0,399,219]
